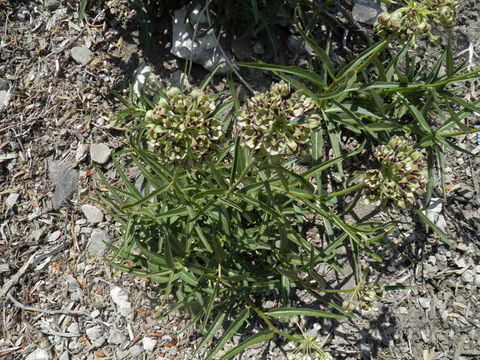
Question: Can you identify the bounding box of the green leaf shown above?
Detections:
[218,331,275,360]
[265,307,346,319]
[238,62,326,89]
[204,308,250,360]
[414,208,453,248]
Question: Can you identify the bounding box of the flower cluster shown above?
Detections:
[359,136,427,209]
[236,81,320,157]
[144,87,224,166]
[375,0,457,44]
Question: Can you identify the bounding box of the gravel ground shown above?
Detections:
[1,1,480,359]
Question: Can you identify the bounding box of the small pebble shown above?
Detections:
[5,193,19,209]
[418,297,430,309]
[81,204,104,224]
[462,270,474,283]
[71,46,93,66]
[90,143,112,164]
[252,42,265,55]
[86,326,103,342]
[25,348,51,360]
[48,230,62,242]
[108,330,126,345]
[129,345,143,358]
[142,337,157,352]
[87,229,108,257]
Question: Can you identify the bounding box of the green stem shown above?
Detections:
[246,299,303,343]
[321,182,365,200]
[439,128,480,137]
[226,158,257,195]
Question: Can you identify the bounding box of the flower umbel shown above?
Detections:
[359,136,427,209]
[375,0,457,44]
[237,81,319,157]
[144,87,224,166]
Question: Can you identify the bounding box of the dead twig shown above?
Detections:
[0,252,37,300]
[6,291,115,330]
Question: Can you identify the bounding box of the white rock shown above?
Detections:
[0,263,10,273]
[81,204,104,224]
[462,270,474,283]
[171,6,228,73]
[86,326,103,341]
[108,329,127,345]
[133,64,152,97]
[67,323,79,335]
[0,89,11,110]
[142,337,157,352]
[418,297,430,309]
[75,143,88,163]
[25,348,51,360]
[71,46,93,66]
[188,3,208,25]
[129,345,143,358]
[5,193,19,209]
[87,229,108,257]
[48,230,62,242]
[90,143,112,164]
[352,0,385,25]
[110,286,133,318]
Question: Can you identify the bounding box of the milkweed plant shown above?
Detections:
[99,0,480,357]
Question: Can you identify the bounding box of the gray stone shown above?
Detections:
[129,345,143,358]
[87,229,108,257]
[108,329,127,345]
[252,42,265,55]
[48,230,62,242]
[49,159,78,210]
[453,184,475,203]
[0,78,9,90]
[231,39,254,60]
[5,193,19,209]
[86,326,103,342]
[110,286,133,318]
[133,64,152,97]
[454,257,467,268]
[171,6,228,73]
[352,0,385,25]
[67,323,79,335]
[25,348,51,360]
[92,336,106,348]
[0,89,10,109]
[81,204,104,224]
[169,70,190,88]
[58,351,70,360]
[0,263,10,273]
[142,337,157,352]
[286,35,309,54]
[462,270,474,283]
[475,274,480,285]
[44,0,60,10]
[70,46,93,66]
[418,297,430,309]
[90,143,112,164]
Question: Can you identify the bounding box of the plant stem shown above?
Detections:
[226,158,257,195]
[246,299,303,342]
[321,182,365,200]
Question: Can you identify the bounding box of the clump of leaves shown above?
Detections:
[375,0,457,43]
[101,77,398,359]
